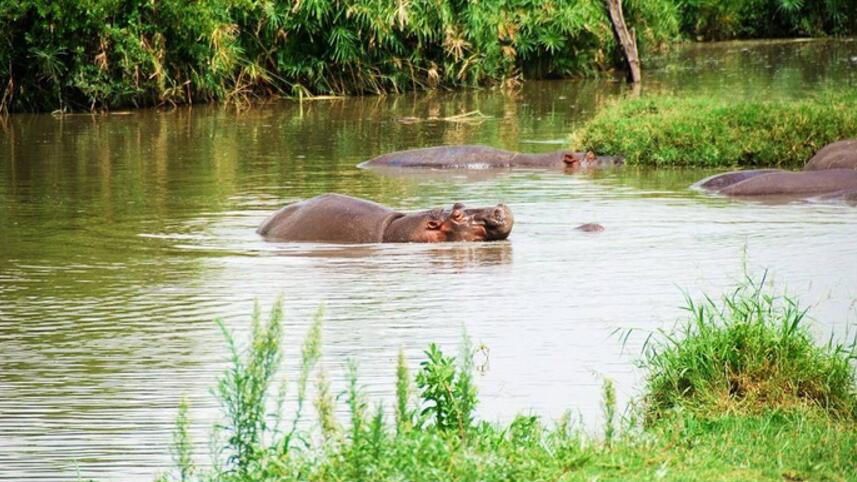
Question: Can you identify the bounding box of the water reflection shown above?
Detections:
[1,39,857,481]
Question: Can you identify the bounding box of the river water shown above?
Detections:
[2,39,857,481]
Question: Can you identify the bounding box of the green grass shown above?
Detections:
[159,280,857,481]
[642,277,857,421]
[571,92,857,168]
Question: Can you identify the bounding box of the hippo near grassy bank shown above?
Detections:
[693,140,857,201]
[695,169,857,200]
[257,193,513,243]
[718,170,857,197]
[803,139,857,171]
[357,145,622,170]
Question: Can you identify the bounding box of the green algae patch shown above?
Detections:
[572,93,857,168]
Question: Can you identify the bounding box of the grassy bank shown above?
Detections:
[0,0,679,113]
[157,280,857,482]
[571,92,857,168]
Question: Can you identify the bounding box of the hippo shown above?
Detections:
[257,193,513,243]
[803,139,857,171]
[718,170,857,197]
[694,140,857,200]
[357,145,622,170]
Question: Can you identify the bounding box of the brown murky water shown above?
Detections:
[2,39,857,481]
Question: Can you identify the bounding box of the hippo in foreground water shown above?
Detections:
[257,194,513,243]
[357,145,621,170]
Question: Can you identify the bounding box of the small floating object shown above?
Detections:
[395,111,492,125]
[575,223,605,233]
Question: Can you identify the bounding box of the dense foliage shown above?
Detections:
[0,0,679,112]
[572,92,857,167]
[3,1,857,112]
[156,282,857,482]
[676,0,857,40]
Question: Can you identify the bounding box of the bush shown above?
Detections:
[571,92,857,167]
[641,276,857,421]
[676,0,857,40]
[0,0,679,113]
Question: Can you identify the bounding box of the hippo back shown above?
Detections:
[358,145,568,169]
[257,193,399,243]
[804,140,857,171]
[719,169,857,196]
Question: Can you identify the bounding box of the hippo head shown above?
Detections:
[461,203,514,241]
[383,203,514,243]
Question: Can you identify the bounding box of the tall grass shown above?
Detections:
[642,276,857,420]
[163,283,857,481]
[572,92,857,167]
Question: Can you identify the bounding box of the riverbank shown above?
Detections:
[571,92,857,168]
[4,1,857,113]
[159,280,857,481]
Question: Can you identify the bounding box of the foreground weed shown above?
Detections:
[642,276,857,420]
[163,290,857,482]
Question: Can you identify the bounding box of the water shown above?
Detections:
[2,39,857,481]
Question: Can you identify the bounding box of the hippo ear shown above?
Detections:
[426,220,442,230]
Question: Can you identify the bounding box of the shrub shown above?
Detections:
[676,0,857,40]
[0,0,679,113]
[641,276,857,421]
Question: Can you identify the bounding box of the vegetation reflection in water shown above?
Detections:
[1,40,857,481]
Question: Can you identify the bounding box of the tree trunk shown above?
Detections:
[606,0,641,84]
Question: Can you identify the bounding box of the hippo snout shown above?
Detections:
[479,204,513,240]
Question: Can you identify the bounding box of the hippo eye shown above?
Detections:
[451,209,465,222]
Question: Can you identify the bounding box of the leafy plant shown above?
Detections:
[415,342,478,435]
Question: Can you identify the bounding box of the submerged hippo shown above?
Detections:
[575,223,605,233]
[694,140,857,200]
[358,145,621,170]
[719,170,857,197]
[257,193,513,243]
[803,139,857,171]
